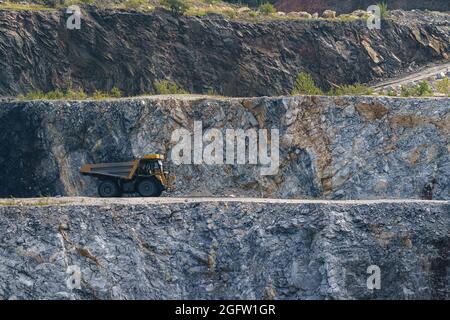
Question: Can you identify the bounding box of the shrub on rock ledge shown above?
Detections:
[258,3,276,15]
[291,72,323,95]
[154,80,188,95]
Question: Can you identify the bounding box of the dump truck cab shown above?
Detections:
[137,154,169,187]
[80,154,173,197]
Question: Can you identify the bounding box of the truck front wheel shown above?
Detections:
[137,178,162,197]
[98,180,120,197]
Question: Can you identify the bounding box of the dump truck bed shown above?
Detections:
[80,161,138,180]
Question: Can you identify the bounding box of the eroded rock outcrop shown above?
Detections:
[0,8,448,96]
[0,95,448,199]
[0,198,448,299]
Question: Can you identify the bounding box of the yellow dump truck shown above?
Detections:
[80,154,172,197]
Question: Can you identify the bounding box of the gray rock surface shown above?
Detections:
[0,95,448,199]
[0,198,448,300]
[0,8,448,97]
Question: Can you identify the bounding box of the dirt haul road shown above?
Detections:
[372,61,450,90]
[1,197,448,206]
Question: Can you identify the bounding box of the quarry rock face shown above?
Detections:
[1,3,448,304]
[0,9,448,97]
[0,198,448,300]
[0,95,448,200]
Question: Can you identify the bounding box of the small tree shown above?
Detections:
[258,2,275,15]
[415,81,433,96]
[110,86,122,98]
[400,85,414,97]
[436,77,449,96]
[161,0,189,15]
[401,81,434,97]
[291,72,323,95]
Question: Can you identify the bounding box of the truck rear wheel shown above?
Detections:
[98,180,120,197]
[137,177,163,197]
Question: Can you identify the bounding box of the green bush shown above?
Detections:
[400,81,434,97]
[161,0,189,14]
[338,14,359,22]
[18,91,44,100]
[291,72,323,95]
[223,8,237,19]
[330,84,374,96]
[65,88,87,100]
[415,80,433,96]
[400,85,415,97]
[18,87,120,100]
[154,80,188,94]
[435,77,449,96]
[377,1,388,18]
[386,88,397,96]
[110,86,122,98]
[92,90,108,100]
[400,80,433,97]
[41,89,64,99]
[258,2,275,15]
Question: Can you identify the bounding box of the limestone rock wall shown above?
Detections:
[0,198,448,299]
[0,95,448,199]
[0,9,449,97]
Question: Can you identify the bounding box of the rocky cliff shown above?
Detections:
[0,95,448,199]
[0,8,448,97]
[275,0,450,14]
[0,198,448,299]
